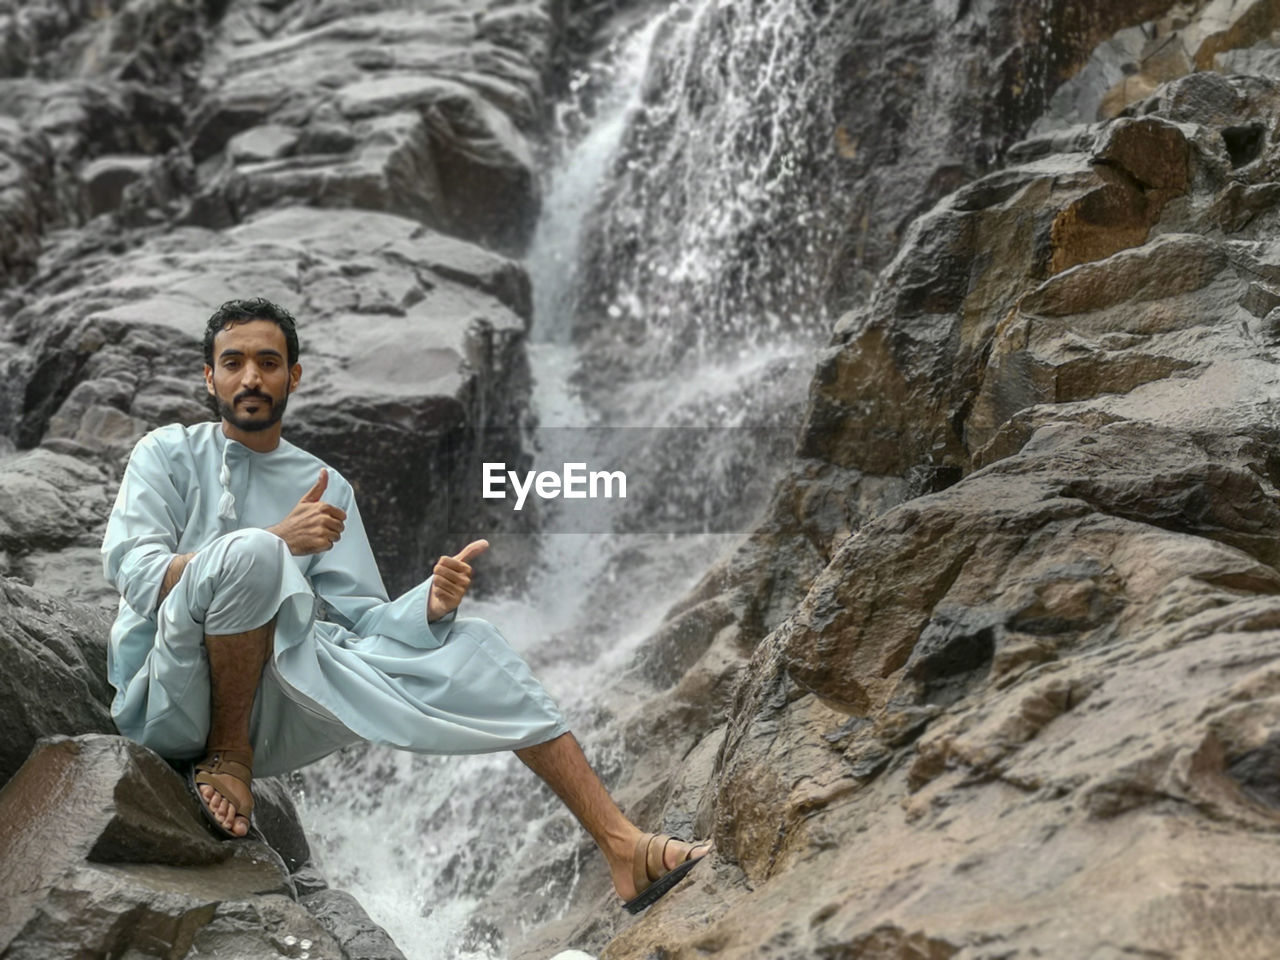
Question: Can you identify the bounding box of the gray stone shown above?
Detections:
[79,154,153,217]
[1217,42,1280,77]
[252,776,311,873]
[291,861,331,897]
[2,203,533,593]
[300,888,408,960]
[228,123,300,163]
[188,895,345,960]
[0,578,114,786]
[181,0,554,250]
[0,449,113,555]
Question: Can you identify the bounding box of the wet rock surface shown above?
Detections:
[518,8,1280,960]
[572,0,1197,380]
[0,735,398,959]
[0,578,115,786]
[0,0,555,590]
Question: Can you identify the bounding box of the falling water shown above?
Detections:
[295,0,839,955]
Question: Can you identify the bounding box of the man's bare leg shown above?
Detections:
[515,731,709,901]
[197,620,275,837]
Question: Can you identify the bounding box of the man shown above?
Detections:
[101,297,708,914]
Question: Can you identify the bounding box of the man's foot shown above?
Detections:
[614,832,712,911]
[197,783,251,837]
[189,748,255,839]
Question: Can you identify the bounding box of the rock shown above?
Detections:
[0,115,56,287]
[0,735,291,956]
[575,26,1280,960]
[182,1,554,251]
[1217,41,1280,77]
[290,861,330,897]
[0,449,113,555]
[0,0,202,283]
[252,776,311,873]
[300,889,408,960]
[227,123,300,163]
[79,154,153,217]
[189,895,346,960]
[1035,0,1280,131]
[0,0,553,952]
[0,578,115,786]
[623,421,1280,957]
[572,0,1190,379]
[0,735,394,958]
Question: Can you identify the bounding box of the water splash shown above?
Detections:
[575,0,839,374]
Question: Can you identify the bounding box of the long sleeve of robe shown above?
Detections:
[101,422,566,775]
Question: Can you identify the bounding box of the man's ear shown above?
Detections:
[288,363,302,394]
[203,365,214,396]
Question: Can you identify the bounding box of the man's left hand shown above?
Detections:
[428,539,490,622]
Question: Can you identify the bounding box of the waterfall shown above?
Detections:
[295,0,834,955]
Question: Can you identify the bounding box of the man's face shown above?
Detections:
[203,319,300,432]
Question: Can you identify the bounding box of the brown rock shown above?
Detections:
[580,31,1280,960]
[0,735,290,957]
[1038,1,1280,126]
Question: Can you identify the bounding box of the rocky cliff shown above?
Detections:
[4,0,1280,958]
[548,4,1280,958]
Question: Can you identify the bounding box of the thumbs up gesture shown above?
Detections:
[428,539,490,622]
[267,469,347,556]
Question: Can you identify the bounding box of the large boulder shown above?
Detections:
[0,734,404,959]
[0,735,289,956]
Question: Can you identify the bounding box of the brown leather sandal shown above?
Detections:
[622,833,712,915]
[187,747,255,839]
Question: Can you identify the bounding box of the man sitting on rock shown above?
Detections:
[100,297,708,914]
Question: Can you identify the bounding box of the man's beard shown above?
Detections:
[216,390,288,432]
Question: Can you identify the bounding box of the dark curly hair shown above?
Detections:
[202,297,300,368]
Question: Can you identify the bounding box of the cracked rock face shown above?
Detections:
[0,735,403,959]
[562,15,1280,960]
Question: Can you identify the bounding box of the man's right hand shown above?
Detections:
[267,468,346,555]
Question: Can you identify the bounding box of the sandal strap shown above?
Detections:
[646,834,674,884]
[632,832,712,896]
[632,833,656,896]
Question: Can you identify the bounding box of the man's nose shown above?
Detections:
[241,362,263,388]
